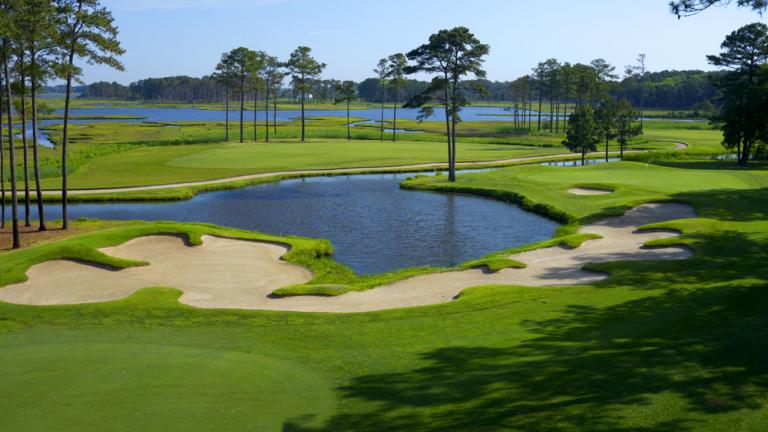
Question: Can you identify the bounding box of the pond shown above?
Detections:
[7,172,559,275]
[58,105,536,123]
[541,158,621,167]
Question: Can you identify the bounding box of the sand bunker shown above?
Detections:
[0,236,312,307]
[0,203,696,313]
[568,187,613,196]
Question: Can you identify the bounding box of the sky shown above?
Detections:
[82,0,763,85]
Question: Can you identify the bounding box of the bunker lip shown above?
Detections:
[0,203,696,313]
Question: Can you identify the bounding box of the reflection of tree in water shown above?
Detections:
[442,194,460,266]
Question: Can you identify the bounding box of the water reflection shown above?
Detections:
[9,172,559,274]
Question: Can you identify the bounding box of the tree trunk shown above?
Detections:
[443,76,453,182]
[30,58,46,231]
[253,91,258,142]
[61,41,77,231]
[562,99,568,133]
[239,75,245,143]
[0,77,5,229]
[639,82,644,133]
[450,110,457,182]
[582,150,586,166]
[19,71,30,227]
[513,99,518,130]
[300,88,306,142]
[265,83,269,143]
[620,139,625,160]
[392,89,398,142]
[449,78,459,182]
[537,87,543,131]
[740,139,751,165]
[2,43,20,249]
[528,91,533,131]
[273,93,278,135]
[380,90,385,142]
[549,91,559,133]
[605,137,610,162]
[346,101,351,141]
[225,85,230,142]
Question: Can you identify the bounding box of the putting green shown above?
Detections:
[0,342,335,432]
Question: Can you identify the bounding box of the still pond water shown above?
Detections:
[9,172,559,275]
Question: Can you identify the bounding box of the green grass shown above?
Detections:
[32,137,566,189]
[1,159,768,430]
[403,161,768,221]
[0,341,334,431]
[1,116,711,191]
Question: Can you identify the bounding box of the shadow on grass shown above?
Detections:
[674,188,768,222]
[285,187,768,431]
[654,160,768,172]
[286,281,768,431]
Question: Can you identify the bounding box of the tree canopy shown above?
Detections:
[708,23,768,164]
[562,105,601,164]
[670,0,767,17]
[405,26,489,181]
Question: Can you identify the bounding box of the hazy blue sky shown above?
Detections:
[87,0,761,84]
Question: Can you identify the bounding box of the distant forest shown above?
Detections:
[62,69,722,111]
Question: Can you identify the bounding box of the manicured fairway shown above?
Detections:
[403,161,768,220]
[3,117,721,196]
[1,160,767,430]
[0,342,335,431]
[48,138,564,189]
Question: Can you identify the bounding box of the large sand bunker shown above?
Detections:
[0,203,696,313]
[0,236,312,307]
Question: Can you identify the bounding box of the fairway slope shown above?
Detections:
[0,203,695,312]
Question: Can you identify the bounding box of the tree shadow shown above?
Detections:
[286,279,768,431]
[284,187,768,431]
[653,161,768,171]
[671,188,768,222]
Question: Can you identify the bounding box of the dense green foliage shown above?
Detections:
[77,70,725,113]
[671,0,768,17]
[562,105,601,163]
[707,22,768,164]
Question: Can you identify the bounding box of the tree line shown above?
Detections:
[1,0,123,249]
[558,0,768,166]
[670,0,768,164]
[79,75,347,103]
[79,68,723,114]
